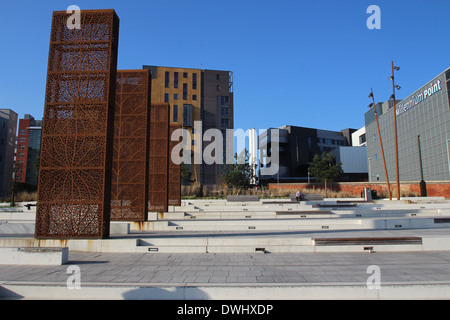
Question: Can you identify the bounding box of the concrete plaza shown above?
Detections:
[1,197,450,299]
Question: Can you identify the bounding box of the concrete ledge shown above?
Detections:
[2,281,450,300]
[227,195,259,202]
[0,247,68,265]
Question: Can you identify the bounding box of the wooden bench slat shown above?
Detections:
[314,237,423,246]
[276,211,332,215]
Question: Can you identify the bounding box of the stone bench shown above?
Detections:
[276,210,333,216]
[289,193,323,201]
[227,195,259,202]
[312,203,357,208]
[0,247,69,265]
[313,237,423,246]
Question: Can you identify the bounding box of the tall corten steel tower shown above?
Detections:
[35,10,120,239]
[168,124,182,207]
[148,103,170,214]
[111,70,151,221]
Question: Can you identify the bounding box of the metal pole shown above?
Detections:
[417,135,424,181]
[371,88,392,200]
[391,61,400,200]
[417,135,427,197]
[446,133,450,179]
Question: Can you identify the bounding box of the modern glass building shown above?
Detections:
[365,67,450,182]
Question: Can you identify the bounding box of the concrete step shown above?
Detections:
[137,237,314,253]
[158,218,363,232]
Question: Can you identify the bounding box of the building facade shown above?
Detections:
[0,109,18,198]
[143,65,234,186]
[258,125,362,182]
[365,67,450,182]
[15,114,42,186]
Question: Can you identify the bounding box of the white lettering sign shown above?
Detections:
[396,79,442,117]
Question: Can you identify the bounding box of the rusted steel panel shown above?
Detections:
[35,10,120,239]
[169,124,181,206]
[148,104,169,212]
[111,70,151,221]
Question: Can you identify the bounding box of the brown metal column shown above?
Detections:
[148,103,170,214]
[111,70,151,221]
[169,124,182,207]
[35,10,120,239]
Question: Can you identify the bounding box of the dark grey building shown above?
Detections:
[0,109,18,198]
[365,67,450,182]
[258,125,357,182]
[202,70,234,186]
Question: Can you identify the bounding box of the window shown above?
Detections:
[216,74,220,81]
[192,95,197,101]
[359,134,366,144]
[183,72,188,78]
[174,72,179,88]
[221,118,229,128]
[183,84,188,100]
[19,129,27,135]
[221,96,229,105]
[18,137,26,142]
[164,93,169,103]
[173,105,178,122]
[192,73,197,90]
[165,71,170,88]
[174,93,178,100]
[216,85,220,92]
[221,107,229,116]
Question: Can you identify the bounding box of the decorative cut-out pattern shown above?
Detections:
[169,124,182,206]
[148,104,169,212]
[111,70,151,221]
[35,10,120,239]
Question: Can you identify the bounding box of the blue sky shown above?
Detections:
[1,0,449,133]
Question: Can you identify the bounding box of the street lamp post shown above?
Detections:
[369,88,392,200]
[390,61,401,200]
[417,135,427,197]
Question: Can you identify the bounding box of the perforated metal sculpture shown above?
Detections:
[148,104,170,213]
[111,70,151,221]
[169,124,182,206]
[35,9,120,239]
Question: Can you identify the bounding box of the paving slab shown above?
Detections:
[2,250,450,299]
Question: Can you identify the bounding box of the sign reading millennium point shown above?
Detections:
[396,79,443,117]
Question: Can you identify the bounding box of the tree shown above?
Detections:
[181,161,195,184]
[221,149,254,195]
[308,152,343,197]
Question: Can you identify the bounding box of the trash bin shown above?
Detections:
[371,190,377,199]
[363,188,372,201]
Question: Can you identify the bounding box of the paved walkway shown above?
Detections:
[2,250,450,299]
[2,250,450,285]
